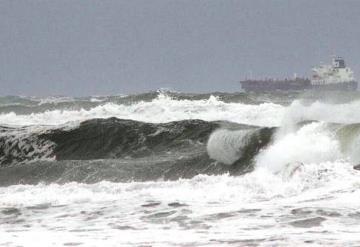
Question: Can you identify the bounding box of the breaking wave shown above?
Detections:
[1,92,360,187]
[0,93,284,126]
[3,91,360,246]
[0,118,275,185]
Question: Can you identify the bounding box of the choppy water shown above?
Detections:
[1,90,360,246]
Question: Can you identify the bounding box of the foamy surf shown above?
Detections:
[1,91,360,246]
[0,93,284,126]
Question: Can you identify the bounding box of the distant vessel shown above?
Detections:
[310,57,357,90]
[240,57,358,92]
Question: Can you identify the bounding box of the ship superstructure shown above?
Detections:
[240,57,357,92]
[310,57,357,90]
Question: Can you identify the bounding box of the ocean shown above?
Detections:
[1,90,360,246]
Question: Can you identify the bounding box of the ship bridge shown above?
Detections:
[311,57,354,85]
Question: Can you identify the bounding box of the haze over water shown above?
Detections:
[1,0,360,95]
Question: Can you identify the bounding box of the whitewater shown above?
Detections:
[1,91,360,246]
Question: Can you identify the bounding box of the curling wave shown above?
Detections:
[0,118,275,185]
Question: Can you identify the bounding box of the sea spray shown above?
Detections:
[255,122,341,173]
[0,93,284,126]
[1,91,360,246]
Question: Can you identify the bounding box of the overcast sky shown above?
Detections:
[1,0,360,96]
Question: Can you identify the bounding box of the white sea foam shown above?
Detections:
[0,159,359,246]
[285,99,360,124]
[0,94,284,127]
[37,96,76,105]
[256,122,341,173]
[2,94,360,246]
[2,95,360,129]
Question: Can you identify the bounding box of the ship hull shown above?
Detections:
[240,79,310,92]
[240,80,358,92]
[310,81,357,91]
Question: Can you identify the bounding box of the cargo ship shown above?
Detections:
[240,57,357,92]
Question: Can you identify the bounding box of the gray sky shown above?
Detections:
[1,0,360,96]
